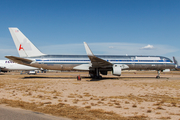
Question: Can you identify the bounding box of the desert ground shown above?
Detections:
[0,71,180,120]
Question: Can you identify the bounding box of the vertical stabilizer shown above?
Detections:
[8,27,45,57]
[173,56,179,65]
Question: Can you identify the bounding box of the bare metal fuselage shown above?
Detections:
[28,55,175,71]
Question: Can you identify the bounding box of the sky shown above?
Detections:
[0,0,180,63]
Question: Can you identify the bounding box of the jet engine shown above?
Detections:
[112,64,122,76]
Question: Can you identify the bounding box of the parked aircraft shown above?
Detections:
[6,27,179,78]
[0,60,39,74]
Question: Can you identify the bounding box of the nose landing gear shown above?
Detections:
[156,70,160,78]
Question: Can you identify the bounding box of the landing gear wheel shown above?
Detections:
[156,76,160,79]
[156,70,161,79]
[97,76,102,79]
[94,75,102,79]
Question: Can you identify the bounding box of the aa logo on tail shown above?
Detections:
[19,44,24,51]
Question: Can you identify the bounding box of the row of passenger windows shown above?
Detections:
[5,61,14,63]
[36,60,90,62]
[36,59,170,62]
[110,60,167,62]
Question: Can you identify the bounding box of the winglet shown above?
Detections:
[84,42,94,56]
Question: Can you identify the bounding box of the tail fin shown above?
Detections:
[173,56,180,70]
[8,27,45,57]
[173,56,178,65]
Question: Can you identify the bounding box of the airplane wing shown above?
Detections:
[5,56,33,66]
[84,42,112,68]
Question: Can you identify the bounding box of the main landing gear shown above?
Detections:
[89,68,102,79]
[156,70,161,79]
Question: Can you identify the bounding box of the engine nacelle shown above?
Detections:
[112,64,122,76]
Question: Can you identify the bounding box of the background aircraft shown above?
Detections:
[6,27,179,78]
[0,60,38,74]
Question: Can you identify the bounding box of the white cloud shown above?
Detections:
[109,46,114,49]
[39,42,178,56]
[141,44,154,50]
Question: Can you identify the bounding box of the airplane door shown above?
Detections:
[41,56,44,64]
[131,57,135,68]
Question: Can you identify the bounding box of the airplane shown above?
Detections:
[0,60,39,74]
[6,27,179,79]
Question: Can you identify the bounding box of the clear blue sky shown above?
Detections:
[0,0,180,62]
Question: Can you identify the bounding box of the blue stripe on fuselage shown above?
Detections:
[35,59,171,63]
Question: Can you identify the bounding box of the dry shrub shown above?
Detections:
[85,106,91,109]
[88,109,133,120]
[82,102,88,105]
[132,104,137,108]
[97,101,104,105]
[67,95,75,98]
[37,94,43,98]
[125,101,130,104]
[53,96,58,99]
[156,106,165,110]
[171,101,177,107]
[0,99,144,120]
[156,112,161,114]
[108,103,114,106]
[28,92,32,96]
[158,116,171,119]
[77,95,83,98]
[72,99,79,104]
[0,83,5,88]
[44,102,52,104]
[132,115,147,119]
[114,102,120,105]
[101,98,106,101]
[147,109,152,113]
[83,92,91,97]
[115,105,122,108]
[90,103,96,106]
[110,99,116,102]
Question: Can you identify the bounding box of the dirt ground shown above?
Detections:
[0,71,180,120]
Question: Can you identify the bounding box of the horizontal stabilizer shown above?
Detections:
[5,56,33,66]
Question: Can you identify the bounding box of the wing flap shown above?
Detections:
[88,56,112,67]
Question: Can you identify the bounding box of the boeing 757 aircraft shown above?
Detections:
[6,27,179,78]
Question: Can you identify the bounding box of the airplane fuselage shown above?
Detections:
[27,55,175,71]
